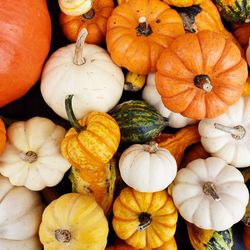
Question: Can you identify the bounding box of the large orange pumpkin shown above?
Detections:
[59,0,114,45]
[106,0,185,74]
[0,118,6,155]
[0,0,51,107]
[156,30,248,120]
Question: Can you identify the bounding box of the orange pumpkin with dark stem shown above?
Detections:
[0,0,51,108]
[59,0,114,45]
[0,118,6,155]
[156,30,248,120]
[106,0,185,74]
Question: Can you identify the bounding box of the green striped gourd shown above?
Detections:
[109,100,168,145]
[214,0,250,24]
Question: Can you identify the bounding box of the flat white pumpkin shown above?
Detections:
[172,157,249,231]
[0,117,70,191]
[41,29,124,120]
[0,175,43,250]
[58,0,94,16]
[119,143,177,192]
[142,73,197,128]
[199,96,250,168]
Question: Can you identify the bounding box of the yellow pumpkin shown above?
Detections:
[61,95,120,170]
[243,75,250,96]
[59,0,94,16]
[143,237,177,250]
[39,193,109,250]
[112,187,178,249]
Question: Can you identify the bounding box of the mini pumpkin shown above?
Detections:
[41,28,124,120]
[61,95,120,170]
[59,0,94,16]
[106,0,185,74]
[0,117,70,191]
[143,237,177,250]
[172,157,249,230]
[163,0,206,7]
[0,118,6,155]
[142,73,197,128]
[0,175,43,249]
[156,30,248,120]
[199,96,250,168]
[39,193,109,250]
[232,23,250,51]
[59,0,114,45]
[112,187,178,249]
[119,142,177,192]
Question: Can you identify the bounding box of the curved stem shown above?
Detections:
[144,142,158,153]
[73,28,88,66]
[203,182,220,201]
[214,123,246,140]
[65,95,84,133]
[55,229,71,243]
[138,212,152,232]
[19,151,37,163]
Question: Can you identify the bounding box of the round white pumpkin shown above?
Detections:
[172,157,249,231]
[199,96,250,168]
[0,175,43,250]
[142,73,197,128]
[119,143,177,192]
[58,0,94,16]
[41,29,124,120]
[0,117,71,191]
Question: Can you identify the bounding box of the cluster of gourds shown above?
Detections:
[0,0,250,249]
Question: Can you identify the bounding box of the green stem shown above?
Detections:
[65,95,84,133]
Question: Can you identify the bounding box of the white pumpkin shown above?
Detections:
[172,157,249,231]
[0,175,43,250]
[58,0,94,16]
[199,96,250,168]
[41,28,124,120]
[119,142,177,192]
[142,73,197,128]
[0,117,70,191]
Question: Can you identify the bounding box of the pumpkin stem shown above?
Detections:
[73,28,88,66]
[144,142,158,153]
[65,95,85,133]
[194,74,213,92]
[82,8,95,19]
[136,17,152,36]
[173,5,202,33]
[19,151,38,163]
[55,229,71,243]
[203,182,220,201]
[138,212,152,232]
[214,123,246,140]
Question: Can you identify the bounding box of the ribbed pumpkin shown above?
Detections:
[163,0,206,7]
[61,95,120,170]
[59,0,94,16]
[59,0,114,45]
[156,30,248,120]
[0,118,6,155]
[0,0,51,108]
[214,0,250,24]
[143,238,177,250]
[106,0,185,74]
[39,193,109,250]
[112,187,178,249]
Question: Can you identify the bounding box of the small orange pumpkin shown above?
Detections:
[106,0,185,74]
[156,30,248,120]
[0,118,6,155]
[232,23,250,51]
[59,0,114,45]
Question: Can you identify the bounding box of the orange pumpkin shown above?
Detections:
[243,74,250,96]
[59,0,114,45]
[0,118,6,155]
[243,225,250,250]
[156,30,248,120]
[0,0,51,107]
[232,23,250,51]
[106,240,138,250]
[106,0,185,74]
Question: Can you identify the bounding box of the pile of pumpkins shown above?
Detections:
[0,0,250,249]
